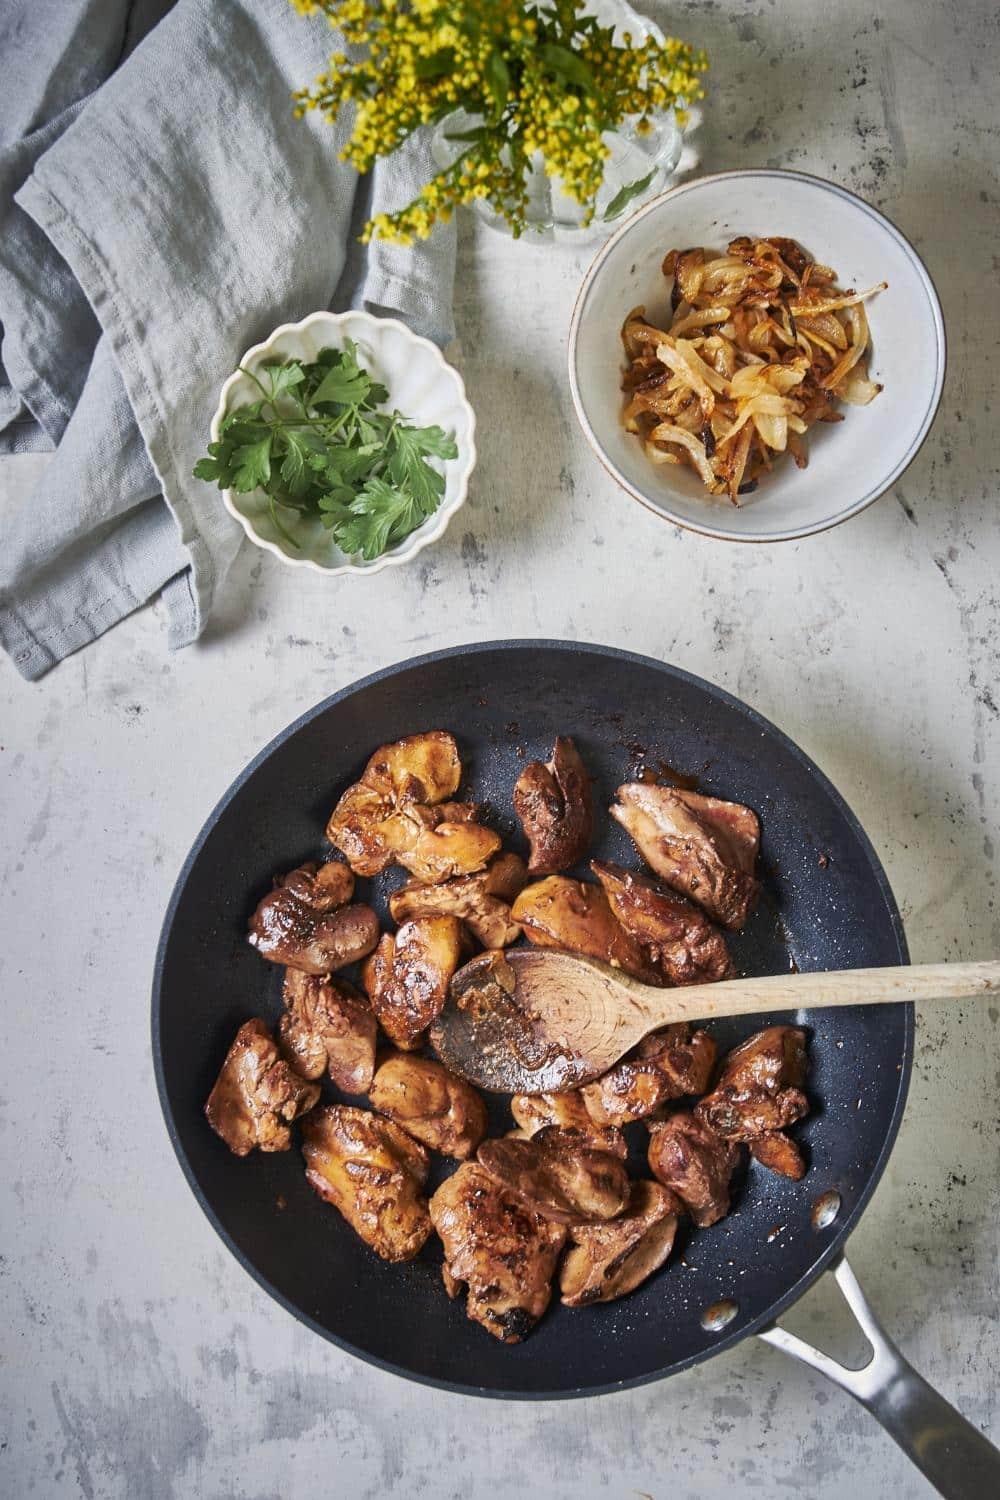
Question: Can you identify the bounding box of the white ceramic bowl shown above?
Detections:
[568,169,946,542]
[212,310,476,573]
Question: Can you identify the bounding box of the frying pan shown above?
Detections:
[153,641,999,1496]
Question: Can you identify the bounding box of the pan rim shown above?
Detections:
[151,638,913,1400]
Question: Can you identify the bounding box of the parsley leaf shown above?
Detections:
[311,363,372,409]
[388,445,444,514]
[400,424,460,461]
[256,360,305,401]
[279,428,324,493]
[323,446,377,486]
[334,477,418,561]
[193,453,225,483]
[317,488,356,529]
[231,436,272,492]
[387,423,457,513]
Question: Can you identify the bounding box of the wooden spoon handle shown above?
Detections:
[634,960,1000,1027]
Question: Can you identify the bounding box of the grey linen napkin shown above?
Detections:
[0,0,457,681]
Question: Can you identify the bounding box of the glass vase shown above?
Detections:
[430,0,684,246]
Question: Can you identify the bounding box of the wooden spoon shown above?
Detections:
[429,949,1000,1094]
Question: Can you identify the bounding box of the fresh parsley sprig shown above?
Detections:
[194,341,458,561]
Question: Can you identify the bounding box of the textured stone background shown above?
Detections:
[2,0,998,1495]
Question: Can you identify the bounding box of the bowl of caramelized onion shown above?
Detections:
[568,169,945,542]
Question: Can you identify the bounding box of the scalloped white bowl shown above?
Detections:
[568,169,946,542]
[212,310,477,574]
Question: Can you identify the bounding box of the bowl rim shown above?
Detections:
[567,167,947,544]
[211,308,477,576]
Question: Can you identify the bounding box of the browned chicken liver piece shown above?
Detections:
[560,1181,683,1307]
[205,1019,321,1156]
[477,1130,631,1224]
[364,731,463,802]
[481,851,531,905]
[591,861,734,984]
[393,805,502,884]
[361,915,464,1049]
[247,860,378,974]
[749,1131,806,1180]
[292,860,356,908]
[301,1104,432,1261]
[326,730,463,876]
[582,1023,717,1126]
[639,1022,718,1095]
[369,1052,488,1160]
[696,1026,808,1139]
[429,1162,566,1342]
[325,733,499,885]
[324,782,411,877]
[510,876,661,982]
[279,969,377,1094]
[389,852,527,947]
[582,1060,673,1127]
[513,736,594,874]
[510,1090,627,1159]
[611,783,761,929]
[647,1109,742,1227]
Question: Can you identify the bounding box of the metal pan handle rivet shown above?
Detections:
[758,1253,1000,1499]
[700,1299,739,1333]
[810,1190,842,1230]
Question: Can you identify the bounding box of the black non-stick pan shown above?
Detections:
[153,642,999,1496]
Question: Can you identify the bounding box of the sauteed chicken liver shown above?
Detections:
[203,728,812,1341]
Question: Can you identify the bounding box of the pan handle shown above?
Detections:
[757,1254,1000,1499]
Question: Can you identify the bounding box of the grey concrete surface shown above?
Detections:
[1,1,998,1496]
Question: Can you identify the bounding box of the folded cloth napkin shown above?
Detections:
[0,0,457,681]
